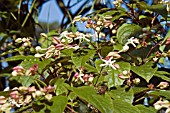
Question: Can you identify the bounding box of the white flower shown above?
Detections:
[74,72,84,83]
[100,57,117,70]
[74,32,91,42]
[125,37,139,47]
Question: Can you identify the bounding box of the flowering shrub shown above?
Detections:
[0,0,170,113]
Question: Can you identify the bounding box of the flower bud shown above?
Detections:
[0,96,6,104]
[18,86,28,92]
[23,42,29,47]
[35,91,43,97]
[112,29,117,34]
[157,82,169,89]
[107,52,121,59]
[24,95,32,104]
[96,27,101,32]
[46,85,54,93]
[10,91,19,99]
[122,70,128,75]
[97,21,102,26]
[45,94,53,101]
[88,77,94,82]
[40,33,47,38]
[15,38,23,43]
[28,86,36,92]
[81,17,88,22]
[11,71,18,76]
[142,27,149,32]
[35,46,42,52]
[133,78,140,84]
[122,45,129,52]
[34,53,44,58]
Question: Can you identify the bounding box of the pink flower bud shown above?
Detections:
[10,91,19,99]
[28,86,36,92]
[157,82,169,89]
[46,85,54,93]
[13,66,24,72]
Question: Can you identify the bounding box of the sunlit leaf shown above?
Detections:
[131,62,157,82]
[116,23,142,44]
[108,87,134,103]
[113,99,140,113]
[73,86,114,113]
[136,105,157,113]
[47,96,68,113]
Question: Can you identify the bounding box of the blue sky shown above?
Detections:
[38,0,87,23]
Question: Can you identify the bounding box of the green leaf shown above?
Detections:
[149,90,170,99]
[108,87,134,103]
[9,75,39,87]
[137,1,168,18]
[154,71,170,82]
[101,44,113,57]
[47,96,68,113]
[136,105,157,113]
[84,63,98,73]
[131,62,157,82]
[38,59,51,73]
[2,55,38,62]
[104,69,124,88]
[71,25,77,33]
[161,30,170,46]
[104,62,130,88]
[117,62,131,72]
[20,58,51,73]
[95,59,103,73]
[113,99,140,113]
[68,92,77,101]
[73,86,114,113]
[116,23,142,44]
[54,78,68,96]
[132,87,149,94]
[0,91,12,97]
[71,49,96,67]
[61,48,74,56]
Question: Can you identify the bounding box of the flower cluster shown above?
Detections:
[119,37,139,52]
[0,86,54,112]
[154,99,170,113]
[100,57,120,70]
[15,37,31,47]
[73,15,115,36]
[11,64,38,77]
[73,67,94,83]
[34,32,91,58]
